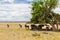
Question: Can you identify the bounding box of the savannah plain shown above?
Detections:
[0,22,60,40]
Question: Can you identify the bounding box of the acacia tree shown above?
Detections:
[31,0,58,30]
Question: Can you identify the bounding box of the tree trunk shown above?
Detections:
[56,24,58,31]
[51,24,56,31]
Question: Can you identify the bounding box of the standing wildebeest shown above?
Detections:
[7,24,9,28]
[25,24,29,29]
[37,24,44,30]
[31,24,37,30]
[19,24,22,28]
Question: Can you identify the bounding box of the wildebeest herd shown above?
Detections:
[25,24,53,31]
[7,24,53,31]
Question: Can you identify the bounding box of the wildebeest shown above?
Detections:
[45,24,49,31]
[31,24,37,30]
[7,24,9,28]
[37,24,44,30]
[25,24,29,29]
[19,24,22,28]
[50,27,53,31]
[46,27,49,31]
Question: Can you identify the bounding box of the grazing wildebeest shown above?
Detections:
[31,24,37,30]
[25,24,29,29]
[37,24,44,30]
[19,24,22,28]
[7,24,9,28]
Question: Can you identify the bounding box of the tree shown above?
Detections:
[31,0,58,31]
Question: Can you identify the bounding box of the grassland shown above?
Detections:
[0,22,60,40]
[0,28,60,40]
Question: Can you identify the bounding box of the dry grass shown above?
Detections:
[0,22,60,40]
[0,28,60,40]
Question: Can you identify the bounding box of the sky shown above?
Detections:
[0,0,60,22]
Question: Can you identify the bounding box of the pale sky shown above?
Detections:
[0,0,59,22]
